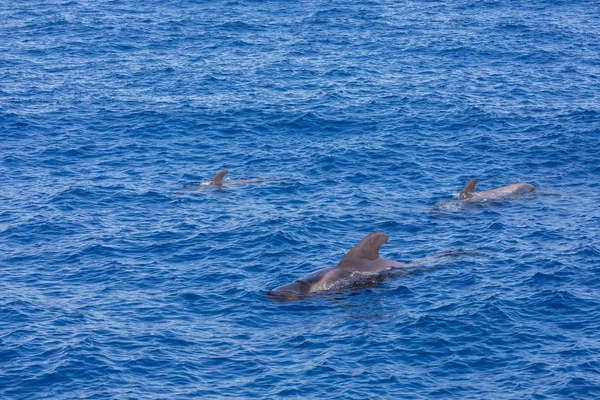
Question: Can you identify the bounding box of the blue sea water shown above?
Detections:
[1,0,600,398]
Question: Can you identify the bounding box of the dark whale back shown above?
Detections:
[210,169,228,184]
[337,231,388,268]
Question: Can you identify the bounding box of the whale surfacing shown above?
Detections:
[177,169,270,193]
[459,177,534,202]
[209,169,228,185]
[266,232,404,300]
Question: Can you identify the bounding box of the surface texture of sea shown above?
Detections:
[1,0,600,398]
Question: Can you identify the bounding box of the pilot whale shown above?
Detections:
[459,177,535,202]
[177,169,267,193]
[266,231,405,300]
[207,169,229,185]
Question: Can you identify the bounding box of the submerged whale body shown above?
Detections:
[459,177,535,202]
[266,231,405,300]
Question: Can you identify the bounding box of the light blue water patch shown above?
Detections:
[1,0,600,398]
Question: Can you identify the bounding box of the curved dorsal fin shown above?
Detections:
[337,232,388,267]
[459,177,478,200]
[210,169,228,184]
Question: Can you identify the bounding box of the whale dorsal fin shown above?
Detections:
[459,177,478,200]
[337,231,388,268]
[210,169,228,185]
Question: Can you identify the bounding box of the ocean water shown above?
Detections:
[1,0,600,398]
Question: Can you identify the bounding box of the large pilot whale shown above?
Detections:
[177,169,268,193]
[266,231,406,300]
[459,177,535,202]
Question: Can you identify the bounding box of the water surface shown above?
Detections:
[1,0,600,398]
